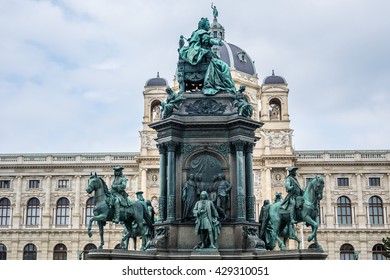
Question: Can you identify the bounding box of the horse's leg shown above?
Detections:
[121,223,132,249]
[289,225,301,250]
[274,221,286,250]
[304,215,318,242]
[87,217,95,237]
[98,221,105,249]
[88,213,107,237]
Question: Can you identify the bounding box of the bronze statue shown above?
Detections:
[260,176,325,250]
[178,17,236,95]
[281,167,304,225]
[145,200,156,245]
[182,174,197,221]
[232,85,253,118]
[193,191,221,249]
[211,3,218,20]
[111,166,130,224]
[216,173,232,220]
[86,172,153,250]
[161,87,185,119]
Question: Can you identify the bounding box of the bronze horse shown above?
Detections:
[86,173,152,250]
[260,175,325,250]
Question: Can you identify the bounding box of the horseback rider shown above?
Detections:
[281,167,303,225]
[111,166,130,223]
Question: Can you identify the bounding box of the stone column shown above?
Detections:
[245,143,255,222]
[73,175,81,228]
[42,176,52,228]
[13,176,23,229]
[324,173,333,228]
[141,169,148,196]
[166,141,177,222]
[157,144,167,222]
[355,173,365,228]
[265,168,272,201]
[234,140,246,221]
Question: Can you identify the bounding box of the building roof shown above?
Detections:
[145,72,168,87]
[263,70,287,85]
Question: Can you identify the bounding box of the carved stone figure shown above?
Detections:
[193,191,221,249]
[182,174,197,221]
[111,166,129,223]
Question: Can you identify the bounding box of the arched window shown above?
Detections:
[85,197,95,225]
[337,196,352,225]
[26,197,40,226]
[340,243,355,260]
[81,243,97,259]
[0,243,7,260]
[269,98,281,120]
[56,197,70,225]
[0,198,11,226]
[372,244,387,260]
[151,101,162,122]
[23,243,37,260]
[368,196,384,225]
[53,243,67,260]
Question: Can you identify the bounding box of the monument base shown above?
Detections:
[85,248,327,260]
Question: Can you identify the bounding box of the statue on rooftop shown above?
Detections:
[211,3,218,20]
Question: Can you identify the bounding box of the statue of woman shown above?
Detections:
[179,18,235,95]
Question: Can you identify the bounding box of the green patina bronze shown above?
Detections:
[260,172,325,250]
[86,169,153,250]
[211,3,218,20]
[193,191,221,249]
[232,85,253,118]
[178,17,236,95]
[161,87,185,119]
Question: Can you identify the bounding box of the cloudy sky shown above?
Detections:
[1,0,389,154]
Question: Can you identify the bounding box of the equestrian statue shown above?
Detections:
[260,168,325,250]
[86,167,153,250]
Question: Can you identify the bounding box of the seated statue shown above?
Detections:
[232,85,253,118]
[161,87,185,119]
[178,17,235,95]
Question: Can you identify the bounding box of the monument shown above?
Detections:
[85,8,327,260]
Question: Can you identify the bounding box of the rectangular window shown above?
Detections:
[369,177,380,187]
[29,180,40,189]
[0,180,11,189]
[58,180,69,189]
[337,178,349,187]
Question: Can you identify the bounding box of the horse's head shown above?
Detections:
[312,175,325,201]
[86,172,100,194]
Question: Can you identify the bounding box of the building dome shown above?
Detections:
[263,70,287,85]
[209,18,256,76]
[145,72,168,87]
[214,42,256,75]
